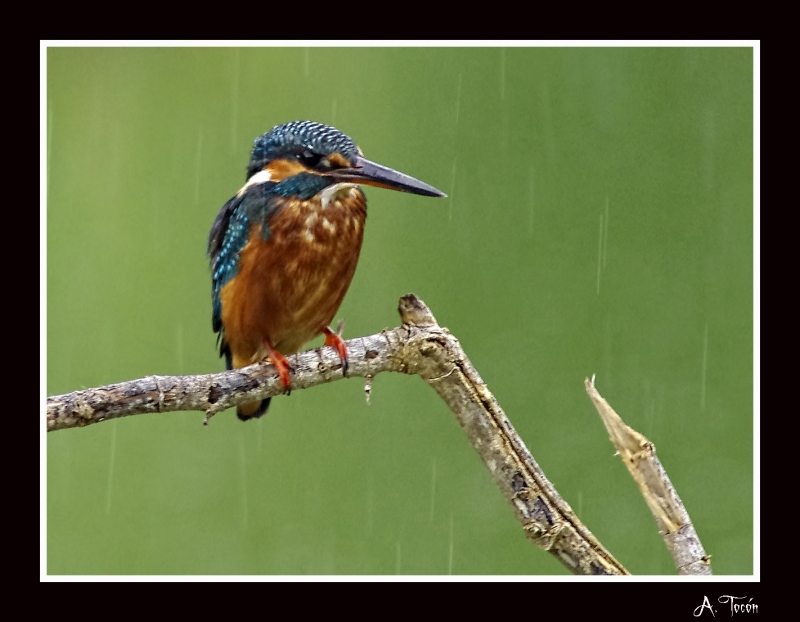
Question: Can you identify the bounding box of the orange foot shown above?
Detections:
[264,340,293,394]
[323,326,349,376]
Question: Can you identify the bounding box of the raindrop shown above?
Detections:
[230,49,241,155]
[454,72,462,125]
[603,195,609,269]
[448,514,454,574]
[395,541,402,574]
[240,434,249,531]
[448,157,458,223]
[429,457,437,523]
[528,165,535,237]
[647,397,657,438]
[366,473,374,535]
[364,375,373,405]
[596,212,604,295]
[47,104,54,193]
[701,323,709,412]
[176,322,184,374]
[105,421,117,515]
[500,48,506,100]
[193,129,203,208]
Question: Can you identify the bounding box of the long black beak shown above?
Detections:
[329,155,447,198]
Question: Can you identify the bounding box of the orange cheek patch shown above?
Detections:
[327,152,351,168]
[265,158,310,181]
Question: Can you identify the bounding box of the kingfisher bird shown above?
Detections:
[208,120,446,420]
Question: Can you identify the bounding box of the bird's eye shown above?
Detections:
[297,150,323,168]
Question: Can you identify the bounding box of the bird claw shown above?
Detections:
[267,348,293,392]
[281,361,295,396]
[323,326,349,377]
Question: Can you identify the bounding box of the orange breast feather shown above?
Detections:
[220,189,366,369]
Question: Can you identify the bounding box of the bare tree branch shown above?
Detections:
[584,377,712,575]
[47,294,634,574]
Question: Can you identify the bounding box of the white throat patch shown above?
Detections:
[246,169,273,186]
[237,169,273,196]
[319,182,358,209]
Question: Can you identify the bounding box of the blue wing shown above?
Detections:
[208,194,248,334]
[207,182,279,367]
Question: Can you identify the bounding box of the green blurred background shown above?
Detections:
[46,47,754,575]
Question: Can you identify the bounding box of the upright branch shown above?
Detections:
[584,377,712,575]
[47,295,707,575]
